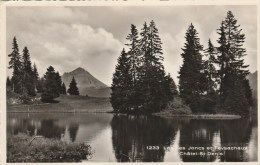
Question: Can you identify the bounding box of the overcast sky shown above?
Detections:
[6,6,257,86]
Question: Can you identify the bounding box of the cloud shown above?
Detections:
[7,8,123,85]
[6,6,257,85]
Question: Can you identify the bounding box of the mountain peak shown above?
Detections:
[62,67,109,96]
[73,67,86,72]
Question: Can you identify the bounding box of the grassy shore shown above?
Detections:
[7,95,242,119]
[153,113,241,119]
[7,133,92,162]
[7,95,113,113]
[153,97,241,119]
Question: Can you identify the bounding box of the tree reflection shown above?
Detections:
[68,124,79,142]
[179,120,219,162]
[111,115,178,162]
[219,119,253,162]
[37,119,65,139]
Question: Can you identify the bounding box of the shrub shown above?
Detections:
[7,133,92,162]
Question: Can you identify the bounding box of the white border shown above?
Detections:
[0,0,259,165]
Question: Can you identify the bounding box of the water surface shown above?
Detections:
[7,113,258,162]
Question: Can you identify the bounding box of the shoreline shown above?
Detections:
[153,113,241,119]
[7,109,241,119]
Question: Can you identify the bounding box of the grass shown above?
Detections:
[7,95,113,113]
[154,97,192,115]
[154,113,241,119]
[153,97,241,119]
[6,95,243,119]
[7,133,92,162]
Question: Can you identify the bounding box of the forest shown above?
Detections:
[110,11,252,116]
[7,11,253,116]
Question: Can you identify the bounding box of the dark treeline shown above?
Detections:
[111,11,252,116]
[111,21,177,113]
[178,11,252,116]
[7,37,79,103]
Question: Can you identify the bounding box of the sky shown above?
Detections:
[6,5,257,86]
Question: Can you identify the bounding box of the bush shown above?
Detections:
[157,97,192,115]
[7,133,93,162]
[199,96,217,114]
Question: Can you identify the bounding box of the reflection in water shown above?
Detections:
[68,124,79,142]
[111,115,178,162]
[7,113,257,162]
[179,120,219,162]
[219,119,253,162]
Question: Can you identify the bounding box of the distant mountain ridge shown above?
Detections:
[247,71,257,99]
[61,67,111,97]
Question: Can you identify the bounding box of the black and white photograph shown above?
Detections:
[3,2,258,163]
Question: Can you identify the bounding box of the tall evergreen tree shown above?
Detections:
[41,66,60,102]
[6,77,12,89]
[126,24,140,85]
[111,21,175,113]
[216,21,228,99]
[36,77,45,93]
[61,82,67,95]
[8,37,22,93]
[178,23,205,112]
[55,72,62,94]
[110,49,132,112]
[67,77,79,95]
[138,20,174,112]
[216,11,251,115]
[33,63,39,92]
[203,39,217,95]
[21,47,36,96]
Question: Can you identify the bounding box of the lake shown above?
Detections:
[7,113,258,162]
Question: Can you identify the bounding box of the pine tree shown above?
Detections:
[8,37,22,94]
[178,23,205,112]
[216,21,228,99]
[62,82,67,95]
[67,76,79,95]
[41,66,60,102]
[111,21,175,113]
[55,72,62,94]
[203,39,217,95]
[6,77,12,89]
[138,20,174,112]
[110,49,132,112]
[21,47,36,96]
[216,11,251,115]
[36,77,45,93]
[126,24,140,85]
[33,63,39,92]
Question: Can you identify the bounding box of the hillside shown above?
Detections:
[62,67,111,98]
[247,71,257,99]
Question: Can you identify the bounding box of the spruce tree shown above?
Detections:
[203,39,217,95]
[55,72,62,94]
[216,11,251,115]
[41,66,60,102]
[110,49,132,112]
[125,24,142,109]
[178,23,205,112]
[22,47,36,96]
[62,82,67,95]
[6,77,12,89]
[67,76,80,95]
[138,20,174,112]
[33,63,39,92]
[36,77,45,93]
[126,24,140,85]
[216,21,228,99]
[8,37,22,94]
